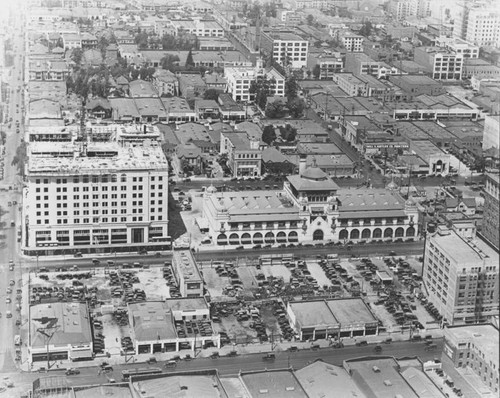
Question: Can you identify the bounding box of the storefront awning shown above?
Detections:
[70,349,92,359]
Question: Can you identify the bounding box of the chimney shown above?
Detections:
[299,154,307,176]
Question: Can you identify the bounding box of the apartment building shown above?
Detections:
[334,73,367,97]
[24,139,169,255]
[337,31,364,53]
[414,47,464,80]
[444,324,499,394]
[409,0,430,18]
[389,0,411,20]
[423,225,499,326]
[260,30,309,69]
[482,172,499,250]
[454,1,500,48]
[225,65,285,102]
[220,131,261,178]
[307,54,343,79]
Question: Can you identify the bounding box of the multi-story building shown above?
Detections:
[414,47,464,80]
[389,0,411,20]
[389,75,446,97]
[169,19,224,37]
[224,64,285,102]
[482,173,499,250]
[336,31,364,53]
[28,59,71,81]
[172,250,204,297]
[443,324,499,394]
[23,138,169,255]
[60,33,81,49]
[202,160,419,246]
[260,29,309,69]
[334,73,368,97]
[409,0,431,18]
[454,1,500,48]
[435,37,479,59]
[344,53,381,76]
[483,115,500,153]
[307,53,343,79]
[220,131,261,178]
[423,224,499,326]
[152,69,178,97]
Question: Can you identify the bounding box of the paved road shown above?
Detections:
[7,339,444,389]
[0,6,26,375]
[29,240,424,270]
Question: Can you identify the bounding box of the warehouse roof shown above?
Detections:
[128,301,177,342]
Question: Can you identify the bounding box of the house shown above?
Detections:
[175,143,204,176]
[85,98,112,119]
[218,94,245,121]
[153,69,178,97]
[81,32,98,49]
[444,197,477,215]
[178,74,207,99]
[262,147,295,175]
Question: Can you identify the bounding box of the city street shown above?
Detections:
[4,339,444,391]
[0,5,26,376]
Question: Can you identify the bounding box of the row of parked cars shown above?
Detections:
[163,263,181,298]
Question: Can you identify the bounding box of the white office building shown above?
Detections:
[24,139,169,255]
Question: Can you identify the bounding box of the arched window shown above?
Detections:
[276,231,287,243]
[361,229,371,239]
[229,233,239,245]
[288,231,298,242]
[217,234,227,245]
[406,227,415,237]
[241,233,251,245]
[350,229,360,240]
[373,228,382,238]
[339,229,349,240]
[264,232,275,244]
[253,233,263,244]
[384,228,393,238]
[395,227,404,237]
[313,230,324,241]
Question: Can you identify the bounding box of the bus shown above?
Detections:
[121,367,162,381]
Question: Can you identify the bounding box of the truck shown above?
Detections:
[14,335,21,346]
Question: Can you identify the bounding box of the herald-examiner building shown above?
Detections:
[202,159,418,246]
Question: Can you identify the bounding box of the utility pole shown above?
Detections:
[37,325,59,370]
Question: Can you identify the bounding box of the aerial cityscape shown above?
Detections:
[0,0,498,396]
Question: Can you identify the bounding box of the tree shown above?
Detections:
[306,14,314,26]
[265,101,286,119]
[285,75,298,99]
[262,125,277,145]
[161,54,180,71]
[186,49,194,67]
[312,64,321,79]
[135,32,149,49]
[71,48,83,65]
[249,77,271,110]
[280,125,297,142]
[359,21,373,37]
[203,89,219,101]
[287,98,305,118]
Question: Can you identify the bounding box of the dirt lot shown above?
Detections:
[135,267,170,300]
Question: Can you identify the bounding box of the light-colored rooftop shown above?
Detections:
[75,386,133,398]
[131,374,226,398]
[289,301,339,328]
[30,303,92,348]
[28,142,168,174]
[128,301,177,342]
[241,370,307,398]
[445,324,499,366]
[430,229,499,266]
[295,360,367,398]
[400,367,446,398]
[346,357,419,398]
[337,189,405,212]
[327,298,377,326]
[172,250,203,282]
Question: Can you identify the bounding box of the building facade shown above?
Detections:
[482,173,499,250]
[202,161,419,246]
[220,132,262,178]
[260,30,309,69]
[24,140,169,255]
[443,324,499,394]
[414,47,464,81]
[423,225,499,325]
[172,250,204,297]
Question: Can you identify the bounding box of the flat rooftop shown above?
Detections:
[327,298,377,326]
[295,360,366,398]
[128,301,177,341]
[391,74,441,85]
[446,324,499,362]
[28,142,168,174]
[430,229,499,266]
[75,386,133,398]
[172,250,203,282]
[131,374,227,398]
[345,357,419,398]
[30,303,91,348]
[241,370,307,398]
